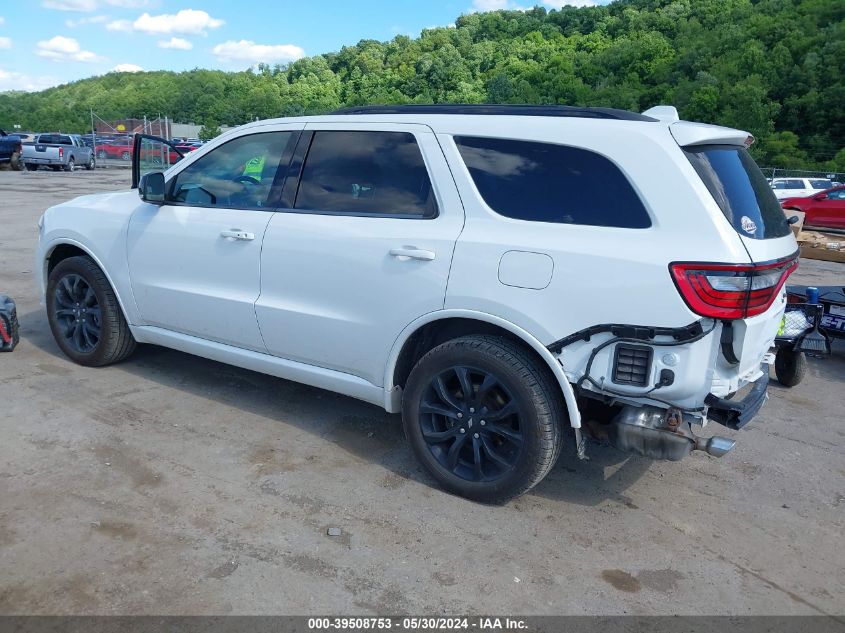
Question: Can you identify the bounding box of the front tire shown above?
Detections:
[775,348,807,387]
[46,256,136,367]
[402,335,563,504]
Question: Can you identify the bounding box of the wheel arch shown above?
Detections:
[384,310,581,428]
[42,240,134,325]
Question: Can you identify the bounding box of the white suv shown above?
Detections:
[771,177,835,199]
[36,104,798,502]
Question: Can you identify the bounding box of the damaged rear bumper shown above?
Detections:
[705,367,769,430]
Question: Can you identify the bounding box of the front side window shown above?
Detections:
[454,136,651,228]
[168,131,296,209]
[294,131,436,217]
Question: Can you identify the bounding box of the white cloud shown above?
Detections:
[212,40,305,65]
[0,37,11,50]
[0,68,59,92]
[158,37,192,50]
[105,0,151,6]
[112,63,143,72]
[41,0,98,11]
[36,35,103,62]
[66,14,109,27]
[105,19,132,31]
[133,9,224,35]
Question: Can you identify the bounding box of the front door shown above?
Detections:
[256,124,465,386]
[127,127,301,351]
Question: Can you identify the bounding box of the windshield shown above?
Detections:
[685,145,791,240]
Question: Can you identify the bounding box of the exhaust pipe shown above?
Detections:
[695,436,736,457]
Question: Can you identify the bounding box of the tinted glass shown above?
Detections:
[829,189,845,200]
[454,136,650,228]
[295,131,436,217]
[810,179,834,189]
[685,145,790,240]
[168,131,295,209]
[38,134,72,145]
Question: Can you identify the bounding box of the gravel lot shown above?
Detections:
[0,169,843,616]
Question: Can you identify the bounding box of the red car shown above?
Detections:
[781,185,845,230]
[96,139,133,161]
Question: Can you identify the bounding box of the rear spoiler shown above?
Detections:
[642,105,753,148]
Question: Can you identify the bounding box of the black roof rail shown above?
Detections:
[331,104,657,122]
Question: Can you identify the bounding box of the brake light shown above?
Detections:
[58,147,63,158]
[670,255,798,319]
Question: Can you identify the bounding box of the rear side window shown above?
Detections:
[685,145,791,240]
[454,136,650,228]
[295,131,436,218]
[810,179,834,190]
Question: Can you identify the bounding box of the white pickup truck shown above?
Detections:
[22,133,96,172]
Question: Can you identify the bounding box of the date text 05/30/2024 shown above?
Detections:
[307,618,528,630]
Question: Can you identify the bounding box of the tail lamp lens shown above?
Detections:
[58,147,63,158]
[670,256,798,319]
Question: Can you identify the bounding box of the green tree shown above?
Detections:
[198,120,222,141]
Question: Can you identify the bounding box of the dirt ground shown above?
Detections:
[0,169,843,616]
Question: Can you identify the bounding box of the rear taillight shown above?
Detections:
[58,147,64,158]
[670,255,798,319]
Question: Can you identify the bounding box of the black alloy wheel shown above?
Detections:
[53,273,101,354]
[403,335,563,503]
[419,365,524,483]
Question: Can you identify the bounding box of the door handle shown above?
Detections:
[220,229,255,241]
[389,247,435,261]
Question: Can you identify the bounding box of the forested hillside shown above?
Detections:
[2,0,843,170]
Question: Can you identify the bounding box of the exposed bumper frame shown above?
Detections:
[704,367,769,430]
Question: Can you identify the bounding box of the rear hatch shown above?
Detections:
[671,121,799,382]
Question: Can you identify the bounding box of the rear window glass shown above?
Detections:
[454,136,651,228]
[38,134,72,145]
[684,145,790,240]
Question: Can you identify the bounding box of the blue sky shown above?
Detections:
[0,1,608,92]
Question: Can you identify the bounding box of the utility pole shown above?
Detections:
[90,108,97,164]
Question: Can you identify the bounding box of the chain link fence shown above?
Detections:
[760,167,845,182]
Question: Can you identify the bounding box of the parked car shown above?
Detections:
[36,104,798,502]
[22,133,95,172]
[781,185,845,230]
[0,129,23,170]
[771,177,835,200]
[96,138,134,161]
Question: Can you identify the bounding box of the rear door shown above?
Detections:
[255,123,464,386]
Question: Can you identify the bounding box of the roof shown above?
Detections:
[331,104,657,122]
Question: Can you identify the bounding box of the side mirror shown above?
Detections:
[139,172,165,204]
[815,193,827,200]
[787,215,800,225]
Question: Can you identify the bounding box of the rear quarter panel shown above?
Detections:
[438,118,750,346]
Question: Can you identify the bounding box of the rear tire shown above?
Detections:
[10,151,22,171]
[46,256,136,367]
[775,348,807,387]
[85,156,95,170]
[121,151,131,161]
[402,335,563,504]
[64,157,75,172]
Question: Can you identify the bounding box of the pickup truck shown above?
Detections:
[0,129,23,171]
[22,133,96,172]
